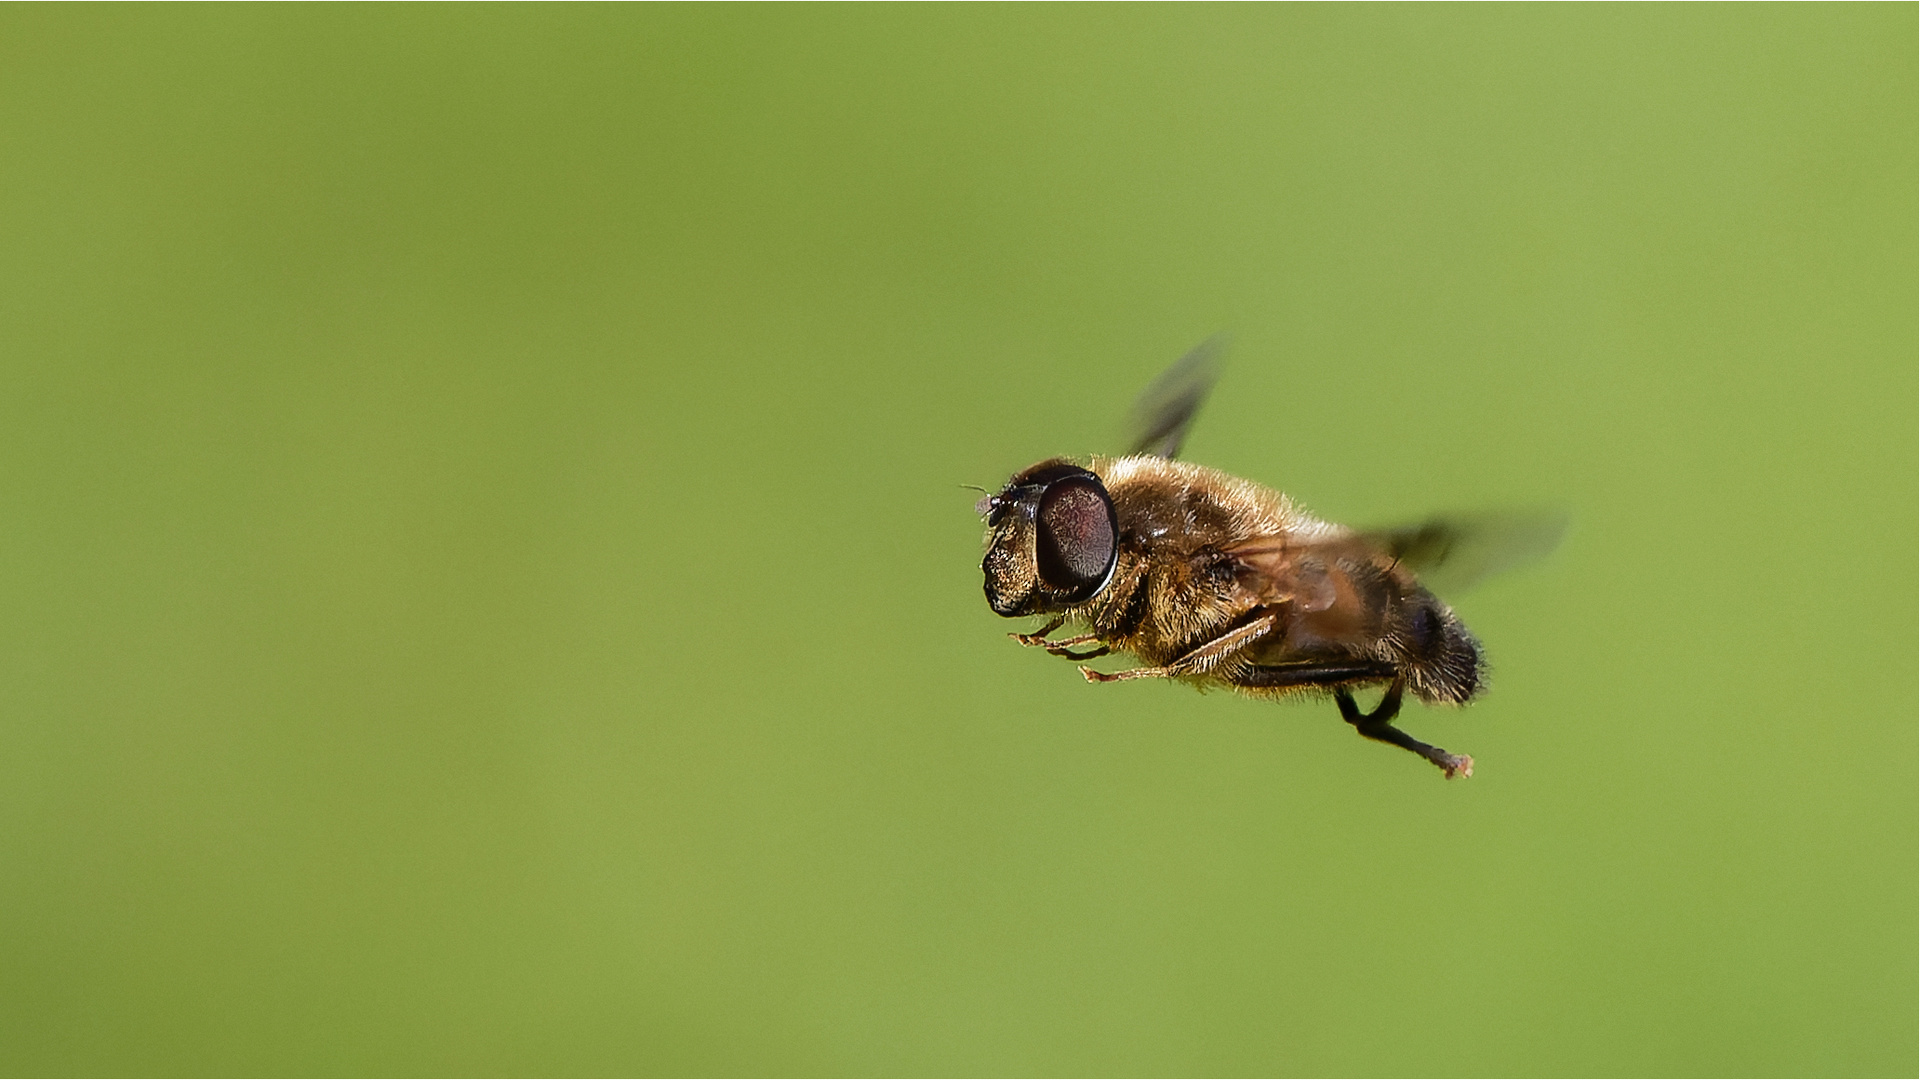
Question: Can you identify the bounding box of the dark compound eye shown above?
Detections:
[1035,476,1117,599]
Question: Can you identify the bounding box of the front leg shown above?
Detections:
[1051,644,1111,661]
[1009,616,1066,647]
[1009,619,1110,660]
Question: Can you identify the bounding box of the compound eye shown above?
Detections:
[1035,476,1117,598]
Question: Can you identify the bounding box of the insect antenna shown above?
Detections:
[961,483,1000,516]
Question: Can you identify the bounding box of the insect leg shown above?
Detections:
[1081,664,1169,682]
[1334,681,1474,780]
[1009,616,1067,647]
[1010,622,1107,660]
[1237,664,1473,778]
[1053,645,1111,661]
[1237,661,1399,688]
[1080,613,1277,683]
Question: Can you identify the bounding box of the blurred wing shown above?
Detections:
[1125,335,1226,459]
[1221,536,1345,613]
[1359,509,1569,594]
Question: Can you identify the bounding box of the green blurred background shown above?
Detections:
[0,6,1911,1075]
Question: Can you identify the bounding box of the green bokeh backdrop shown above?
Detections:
[1,6,1912,1075]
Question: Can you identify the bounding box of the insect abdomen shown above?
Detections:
[1398,595,1484,704]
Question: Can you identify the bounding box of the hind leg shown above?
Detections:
[1334,680,1473,779]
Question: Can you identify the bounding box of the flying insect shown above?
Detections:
[976,339,1561,778]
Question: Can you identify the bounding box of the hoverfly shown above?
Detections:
[977,339,1561,777]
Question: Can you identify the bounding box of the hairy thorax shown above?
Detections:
[1068,456,1341,668]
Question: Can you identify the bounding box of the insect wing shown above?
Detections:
[1360,509,1568,594]
[1125,335,1226,459]
[1221,535,1344,612]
